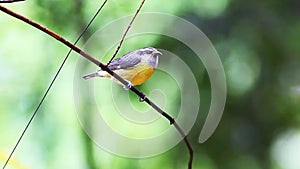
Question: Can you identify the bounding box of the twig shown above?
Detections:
[106,0,146,65]
[173,123,193,169]
[0,1,107,168]
[0,2,193,168]
[0,0,24,3]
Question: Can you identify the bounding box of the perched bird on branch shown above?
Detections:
[83,47,161,89]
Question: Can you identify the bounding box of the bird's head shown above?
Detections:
[137,47,161,68]
[138,47,162,57]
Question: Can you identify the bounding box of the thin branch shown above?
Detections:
[0,0,24,3]
[0,3,193,169]
[0,1,107,168]
[174,123,193,169]
[106,0,146,65]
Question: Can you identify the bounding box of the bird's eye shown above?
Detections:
[145,50,152,54]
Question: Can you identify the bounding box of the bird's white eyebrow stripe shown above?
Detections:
[137,50,152,55]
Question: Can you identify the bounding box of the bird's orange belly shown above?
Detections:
[131,67,155,85]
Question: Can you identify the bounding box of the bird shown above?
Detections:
[82,47,162,89]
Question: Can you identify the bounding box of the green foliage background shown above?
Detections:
[1,0,300,169]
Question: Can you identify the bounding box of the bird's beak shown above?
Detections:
[155,50,162,55]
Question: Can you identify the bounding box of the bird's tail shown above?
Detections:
[82,72,98,80]
[82,71,109,80]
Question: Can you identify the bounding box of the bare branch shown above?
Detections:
[174,122,193,169]
[106,0,146,65]
[0,1,108,168]
[0,0,24,3]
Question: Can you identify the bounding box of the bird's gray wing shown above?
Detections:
[108,51,142,70]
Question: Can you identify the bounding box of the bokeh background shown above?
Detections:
[1,0,300,169]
